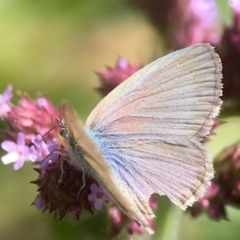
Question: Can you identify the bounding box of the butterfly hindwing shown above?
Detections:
[85,44,222,225]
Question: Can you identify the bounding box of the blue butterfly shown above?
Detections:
[60,44,222,234]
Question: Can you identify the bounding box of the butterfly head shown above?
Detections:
[59,118,69,140]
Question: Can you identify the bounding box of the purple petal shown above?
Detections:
[47,138,58,152]
[102,192,111,202]
[28,145,38,162]
[34,195,46,210]
[32,135,49,155]
[1,140,17,152]
[118,59,127,69]
[2,85,13,102]
[94,200,103,211]
[32,135,44,148]
[193,0,218,26]
[24,146,29,157]
[13,157,25,170]
[49,153,58,161]
[40,152,58,168]
[88,193,95,202]
[36,98,47,107]
[17,132,25,148]
[90,183,98,194]
[40,158,50,169]
[1,152,19,164]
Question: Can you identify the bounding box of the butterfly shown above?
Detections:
[60,43,222,234]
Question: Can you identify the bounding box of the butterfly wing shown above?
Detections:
[85,44,222,225]
[61,104,154,233]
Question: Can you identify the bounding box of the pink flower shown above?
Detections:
[1,132,29,170]
[88,183,110,210]
[96,58,142,96]
[3,94,61,143]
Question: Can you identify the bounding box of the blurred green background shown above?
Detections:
[1,1,240,240]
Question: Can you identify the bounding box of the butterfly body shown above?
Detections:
[60,106,153,233]
[60,43,222,234]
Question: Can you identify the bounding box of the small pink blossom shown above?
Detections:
[96,58,142,96]
[109,206,122,225]
[88,183,110,210]
[1,132,29,170]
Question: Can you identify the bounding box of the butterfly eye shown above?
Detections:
[60,128,68,139]
[59,119,68,139]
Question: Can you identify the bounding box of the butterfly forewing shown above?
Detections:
[84,44,222,225]
[61,104,154,234]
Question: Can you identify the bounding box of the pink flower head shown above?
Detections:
[31,160,98,221]
[1,132,29,170]
[29,134,59,168]
[176,0,220,47]
[3,94,61,143]
[0,85,13,117]
[127,0,220,49]
[96,58,142,96]
[88,183,110,210]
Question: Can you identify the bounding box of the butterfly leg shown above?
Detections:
[77,170,86,200]
[58,156,66,185]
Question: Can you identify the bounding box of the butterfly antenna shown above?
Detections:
[41,114,62,139]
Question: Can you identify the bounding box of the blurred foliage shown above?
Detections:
[0,1,240,240]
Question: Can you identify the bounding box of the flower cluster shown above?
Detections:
[0,86,111,220]
[218,1,240,98]
[0,84,154,237]
[189,142,240,220]
[96,57,142,96]
[128,0,220,49]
